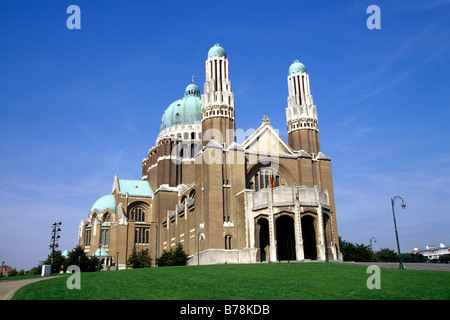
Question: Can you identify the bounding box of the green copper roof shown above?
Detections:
[94,247,109,257]
[289,60,306,74]
[160,83,202,132]
[208,44,226,58]
[184,83,200,96]
[118,179,154,196]
[90,195,115,214]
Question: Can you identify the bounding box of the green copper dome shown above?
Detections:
[289,60,306,74]
[160,83,202,132]
[90,195,115,214]
[208,44,226,58]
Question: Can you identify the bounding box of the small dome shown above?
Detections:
[160,83,202,132]
[184,83,200,96]
[208,44,226,58]
[289,60,306,74]
[90,195,115,214]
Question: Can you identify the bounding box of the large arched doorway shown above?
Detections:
[256,218,270,261]
[276,215,296,261]
[301,215,317,260]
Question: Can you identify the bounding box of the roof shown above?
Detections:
[160,83,202,132]
[118,179,154,196]
[289,60,306,74]
[90,194,116,214]
[93,247,109,257]
[208,43,226,58]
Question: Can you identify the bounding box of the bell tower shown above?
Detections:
[201,44,236,147]
[286,60,320,156]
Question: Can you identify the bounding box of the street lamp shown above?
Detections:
[391,196,406,269]
[50,222,62,274]
[370,237,377,262]
[98,244,102,272]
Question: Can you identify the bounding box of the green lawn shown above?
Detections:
[12,263,450,300]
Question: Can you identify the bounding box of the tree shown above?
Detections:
[172,243,189,265]
[8,269,18,277]
[374,248,398,262]
[27,267,40,275]
[400,253,427,263]
[156,249,174,267]
[127,249,152,268]
[64,245,99,272]
[439,254,450,263]
[156,243,189,267]
[40,250,66,274]
[339,237,372,262]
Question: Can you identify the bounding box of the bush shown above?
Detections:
[39,250,66,274]
[374,248,398,262]
[127,249,152,268]
[156,243,189,267]
[339,238,373,262]
[400,253,427,263]
[64,245,99,272]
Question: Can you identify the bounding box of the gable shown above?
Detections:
[242,123,293,155]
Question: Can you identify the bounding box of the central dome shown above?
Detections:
[159,83,202,132]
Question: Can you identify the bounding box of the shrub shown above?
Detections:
[439,254,450,263]
[156,243,189,267]
[127,249,152,268]
[374,248,398,262]
[64,245,99,272]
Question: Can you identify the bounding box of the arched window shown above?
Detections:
[131,207,146,222]
[225,235,232,250]
[103,213,111,222]
[248,168,286,191]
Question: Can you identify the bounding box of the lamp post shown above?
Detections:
[370,237,377,262]
[391,196,406,269]
[97,244,102,272]
[116,251,119,270]
[50,222,62,274]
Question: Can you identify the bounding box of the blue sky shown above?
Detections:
[0,1,449,270]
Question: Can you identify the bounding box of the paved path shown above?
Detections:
[0,277,55,300]
[336,261,450,271]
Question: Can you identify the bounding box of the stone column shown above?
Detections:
[294,189,304,260]
[268,190,277,262]
[316,204,326,261]
[268,213,276,262]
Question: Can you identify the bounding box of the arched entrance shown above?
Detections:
[301,215,317,260]
[276,215,296,261]
[256,218,269,261]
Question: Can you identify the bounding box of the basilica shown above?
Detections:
[78,44,342,269]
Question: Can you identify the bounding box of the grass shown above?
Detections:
[12,263,450,300]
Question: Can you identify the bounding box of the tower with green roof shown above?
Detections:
[201,44,236,147]
[286,60,320,155]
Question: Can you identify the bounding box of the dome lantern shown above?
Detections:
[289,60,306,74]
[208,44,226,58]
